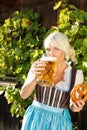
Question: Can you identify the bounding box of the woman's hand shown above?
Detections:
[70,99,85,112]
[31,59,46,76]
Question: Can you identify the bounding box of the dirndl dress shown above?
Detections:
[21,67,78,130]
[21,100,73,130]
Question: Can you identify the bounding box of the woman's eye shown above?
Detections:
[46,48,50,52]
[54,47,60,50]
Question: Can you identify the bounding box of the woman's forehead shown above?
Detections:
[44,42,58,48]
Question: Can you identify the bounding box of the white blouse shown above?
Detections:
[23,65,84,92]
[55,66,84,92]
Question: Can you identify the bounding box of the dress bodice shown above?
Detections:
[36,85,71,108]
[36,68,77,108]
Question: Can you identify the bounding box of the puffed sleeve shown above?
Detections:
[23,67,36,87]
[74,70,84,86]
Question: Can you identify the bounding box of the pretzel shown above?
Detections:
[70,83,87,103]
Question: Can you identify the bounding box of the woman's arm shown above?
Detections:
[20,65,37,99]
[20,59,46,99]
[70,70,85,112]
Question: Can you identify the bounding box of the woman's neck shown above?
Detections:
[54,61,68,85]
[56,61,67,71]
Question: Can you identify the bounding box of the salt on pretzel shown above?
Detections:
[70,83,87,103]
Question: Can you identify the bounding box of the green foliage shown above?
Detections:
[0,8,46,117]
[0,8,46,82]
[54,2,87,84]
[0,85,34,117]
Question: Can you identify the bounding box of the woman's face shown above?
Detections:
[45,44,65,62]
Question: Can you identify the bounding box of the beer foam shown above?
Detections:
[41,56,57,61]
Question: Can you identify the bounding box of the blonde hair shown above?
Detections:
[44,31,76,62]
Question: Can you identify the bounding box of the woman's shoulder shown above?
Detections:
[76,69,84,78]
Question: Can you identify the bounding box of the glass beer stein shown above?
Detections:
[36,56,57,87]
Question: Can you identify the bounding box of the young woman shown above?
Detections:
[20,31,85,130]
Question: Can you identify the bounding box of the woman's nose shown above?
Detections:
[48,51,54,56]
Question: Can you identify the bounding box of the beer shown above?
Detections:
[36,56,57,87]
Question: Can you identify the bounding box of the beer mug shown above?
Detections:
[36,56,57,87]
